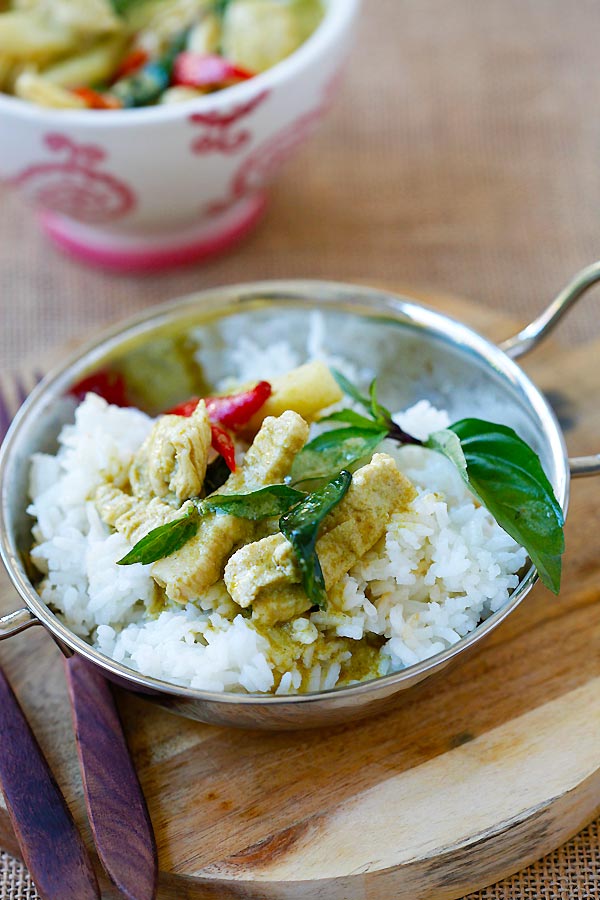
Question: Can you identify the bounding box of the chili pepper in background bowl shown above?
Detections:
[70,88,123,110]
[172,53,254,90]
[113,48,150,81]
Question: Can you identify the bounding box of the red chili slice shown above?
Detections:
[205,381,272,429]
[69,370,129,407]
[210,422,237,472]
[71,87,122,110]
[167,397,202,418]
[167,382,272,430]
[172,52,254,89]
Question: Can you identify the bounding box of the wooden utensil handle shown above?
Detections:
[0,666,99,900]
[65,655,158,900]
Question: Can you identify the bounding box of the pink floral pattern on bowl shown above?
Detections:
[206,107,325,217]
[189,90,270,156]
[205,68,342,218]
[11,134,136,225]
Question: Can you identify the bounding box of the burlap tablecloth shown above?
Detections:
[1,0,600,896]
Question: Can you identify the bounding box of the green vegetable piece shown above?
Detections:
[428,419,565,594]
[112,31,187,107]
[112,62,169,108]
[117,506,199,566]
[290,426,388,486]
[200,485,305,520]
[280,470,352,609]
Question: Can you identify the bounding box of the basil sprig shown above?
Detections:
[117,486,304,566]
[295,371,565,594]
[117,474,351,608]
[280,471,352,608]
[428,420,565,593]
[290,372,394,485]
[331,369,381,415]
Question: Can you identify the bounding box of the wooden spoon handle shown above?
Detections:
[0,666,99,900]
[64,655,158,900]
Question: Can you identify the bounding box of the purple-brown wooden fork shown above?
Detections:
[0,666,100,900]
[65,657,157,900]
[0,373,158,900]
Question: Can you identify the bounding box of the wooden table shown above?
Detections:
[1,0,600,897]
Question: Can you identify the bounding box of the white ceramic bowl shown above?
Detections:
[0,0,360,271]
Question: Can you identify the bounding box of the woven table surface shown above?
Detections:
[1,0,600,896]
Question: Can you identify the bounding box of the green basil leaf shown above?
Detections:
[437,419,565,594]
[290,426,388,486]
[203,455,231,495]
[331,368,373,412]
[369,379,393,425]
[200,485,306,520]
[319,409,386,430]
[280,471,352,608]
[117,507,199,566]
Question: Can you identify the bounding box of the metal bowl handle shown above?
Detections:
[499,261,600,478]
[0,608,40,640]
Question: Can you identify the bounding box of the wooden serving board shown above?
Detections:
[1,289,600,900]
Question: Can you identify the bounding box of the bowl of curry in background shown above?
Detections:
[0,0,360,271]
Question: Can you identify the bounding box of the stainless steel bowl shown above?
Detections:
[1,268,599,730]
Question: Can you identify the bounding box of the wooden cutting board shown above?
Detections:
[1,289,600,900]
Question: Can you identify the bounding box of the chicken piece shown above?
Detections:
[242,361,343,436]
[224,454,416,615]
[151,411,309,603]
[96,484,189,546]
[251,585,311,627]
[224,532,295,606]
[129,401,211,503]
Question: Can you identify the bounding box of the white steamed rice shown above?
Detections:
[27,326,528,694]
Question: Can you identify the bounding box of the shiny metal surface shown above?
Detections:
[0,276,591,729]
[569,456,600,478]
[0,608,40,640]
[499,260,600,359]
[500,261,600,478]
